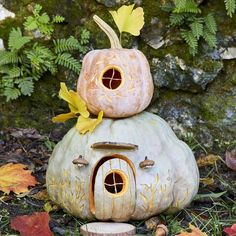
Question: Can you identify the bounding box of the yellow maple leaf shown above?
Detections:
[0,163,37,194]
[58,83,89,118]
[109,4,144,36]
[76,111,103,134]
[177,224,208,236]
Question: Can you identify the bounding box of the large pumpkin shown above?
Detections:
[46,112,199,222]
[77,16,154,118]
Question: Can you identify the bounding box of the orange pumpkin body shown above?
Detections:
[77,48,154,118]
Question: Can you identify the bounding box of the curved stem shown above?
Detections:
[93,15,122,49]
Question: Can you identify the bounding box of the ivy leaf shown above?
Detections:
[0,163,37,194]
[176,224,208,236]
[10,212,53,236]
[76,111,103,134]
[109,4,144,36]
[223,224,236,236]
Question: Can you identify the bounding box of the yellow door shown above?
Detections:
[94,158,136,222]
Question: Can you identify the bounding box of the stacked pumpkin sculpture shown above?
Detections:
[46,5,199,223]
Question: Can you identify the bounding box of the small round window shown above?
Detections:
[101,67,122,90]
[104,171,126,195]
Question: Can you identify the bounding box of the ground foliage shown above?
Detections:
[0,127,235,235]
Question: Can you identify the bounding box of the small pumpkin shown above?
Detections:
[77,15,154,118]
[46,112,199,222]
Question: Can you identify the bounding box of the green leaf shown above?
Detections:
[39,24,54,37]
[170,13,186,26]
[4,66,21,79]
[24,16,38,31]
[181,31,198,55]
[175,0,187,9]
[33,4,42,15]
[8,28,32,51]
[203,29,217,48]
[52,15,65,23]
[80,29,90,45]
[204,14,217,34]
[190,20,203,39]
[55,53,81,74]
[16,78,34,96]
[53,36,80,53]
[194,191,227,201]
[0,51,19,66]
[173,0,201,14]
[224,0,236,17]
[38,13,50,24]
[3,87,21,101]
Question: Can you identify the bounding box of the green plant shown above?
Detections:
[0,5,90,101]
[224,0,236,17]
[24,4,65,38]
[162,0,217,55]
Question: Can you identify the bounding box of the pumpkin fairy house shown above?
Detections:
[46,5,199,224]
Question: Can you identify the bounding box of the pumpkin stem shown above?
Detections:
[93,15,122,49]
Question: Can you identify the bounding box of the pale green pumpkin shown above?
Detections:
[46,112,199,222]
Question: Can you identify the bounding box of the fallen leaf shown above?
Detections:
[31,189,50,201]
[200,178,214,186]
[0,163,37,194]
[176,224,208,236]
[10,212,53,236]
[76,111,103,134]
[225,149,236,171]
[110,4,144,36]
[223,224,236,236]
[197,154,220,167]
[44,201,60,213]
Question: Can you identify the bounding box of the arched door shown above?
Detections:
[93,158,136,222]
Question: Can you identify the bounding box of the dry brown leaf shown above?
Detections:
[31,189,50,201]
[197,154,220,167]
[200,178,214,186]
[0,163,37,194]
[225,149,236,171]
[176,224,208,236]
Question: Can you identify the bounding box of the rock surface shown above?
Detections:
[0,38,4,50]
[152,54,223,93]
[0,4,15,21]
